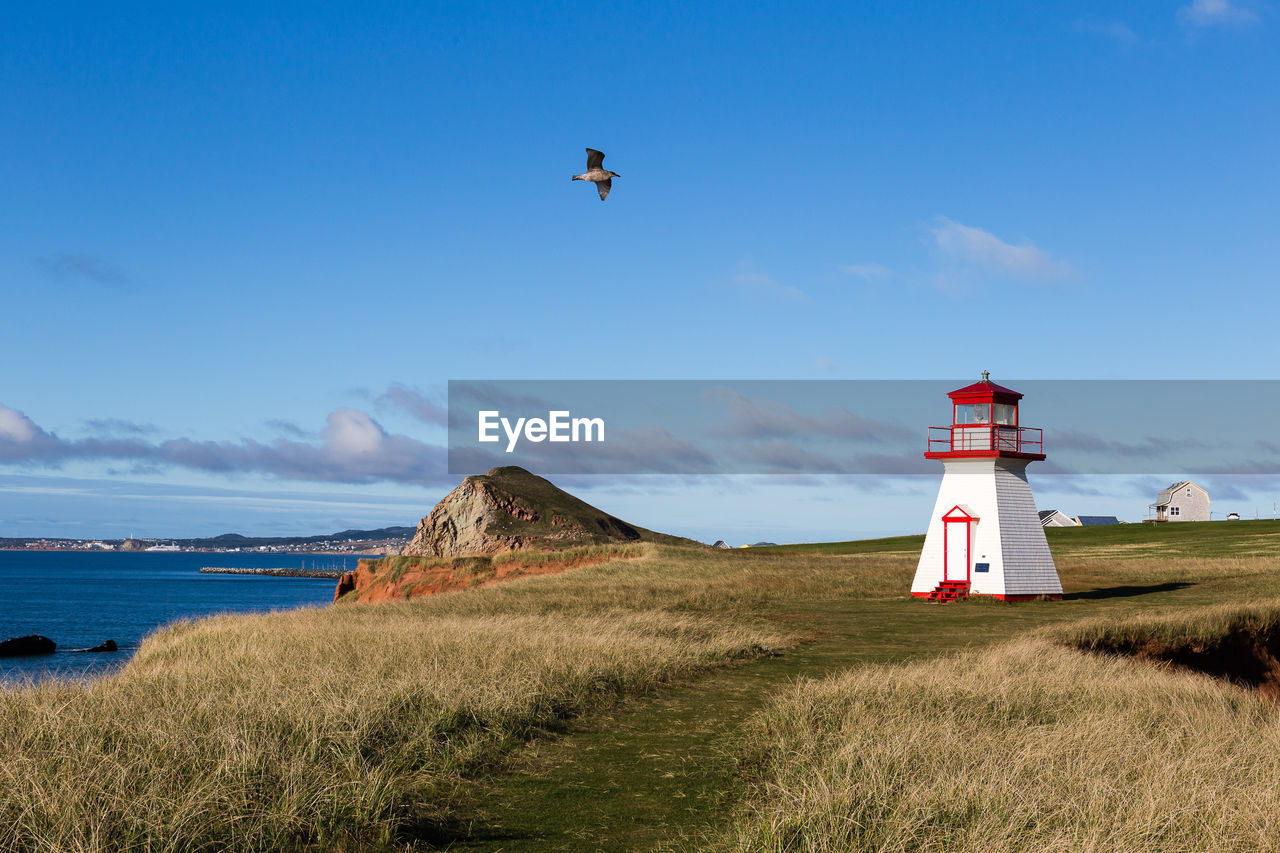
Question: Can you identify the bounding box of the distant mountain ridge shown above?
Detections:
[195,527,414,547]
[0,527,415,550]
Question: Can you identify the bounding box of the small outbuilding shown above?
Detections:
[1149,481,1210,522]
[1075,515,1120,527]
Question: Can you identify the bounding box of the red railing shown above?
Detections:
[927,425,1044,455]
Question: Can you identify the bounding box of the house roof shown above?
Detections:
[1076,515,1120,526]
[1039,509,1077,526]
[1150,481,1206,507]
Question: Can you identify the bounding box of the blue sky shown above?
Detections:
[2,1,1278,541]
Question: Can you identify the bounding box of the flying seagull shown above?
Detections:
[572,148,620,201]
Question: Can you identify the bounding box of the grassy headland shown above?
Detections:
[0,542,913,851]
[5,520,1280,850]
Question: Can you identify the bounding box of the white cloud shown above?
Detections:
[730,257,804,301]
[929,217,1072,281]
[36,254,130,287]
[814,355,838,372]
[0,406,40,443]
[324,409,385,456]
[1075,19,1138,42]
[375,383,447,426]
[1178,0,1259,27]
[0,402,449,485]
[840,263,893,282]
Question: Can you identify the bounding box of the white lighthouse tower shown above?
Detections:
[911,373,1062,602]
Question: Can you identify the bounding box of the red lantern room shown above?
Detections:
[925,371,1044,461]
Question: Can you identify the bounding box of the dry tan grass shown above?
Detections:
[1052,596,1280,653]
[0,543,915,851]
[0,605,786,851]
[1056,553,1280,592]
[708,547,1280,852]
[722,634,1280,852]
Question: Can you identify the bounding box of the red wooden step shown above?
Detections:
[926,580,971,602]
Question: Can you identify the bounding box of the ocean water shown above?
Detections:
[0,551,360,684]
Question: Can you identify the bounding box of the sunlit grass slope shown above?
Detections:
[718,553,1280,853]
[6,520,1278,851]
[0,543,912,851]
[722,626,1280,853]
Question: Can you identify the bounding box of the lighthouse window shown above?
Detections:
[993,403,1017,425]
[955,404,990,424]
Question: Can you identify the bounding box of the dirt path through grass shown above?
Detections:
[430,608,862,851]
[428,583,1208,852]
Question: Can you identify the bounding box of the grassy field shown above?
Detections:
[712,523,1280,852]
[0,542,918,851]
[4,520,1280,850]
[721,630,1280,852]
[761,517,1280,559]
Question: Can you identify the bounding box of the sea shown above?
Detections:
[0,551,361,684]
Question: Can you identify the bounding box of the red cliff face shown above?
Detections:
[333,548,640,604]
[333,571,358,602]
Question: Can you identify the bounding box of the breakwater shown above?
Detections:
[199,567,347,579]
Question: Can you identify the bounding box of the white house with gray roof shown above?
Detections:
[1038,509,1077,528]
[1149,481,1209,522]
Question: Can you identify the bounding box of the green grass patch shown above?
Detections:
[490,542,647,566]
[753,533,924,556]
[756,518,1280,560]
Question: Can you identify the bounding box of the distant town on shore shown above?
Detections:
[0,526,415,554]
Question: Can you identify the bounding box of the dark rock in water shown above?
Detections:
[0,635,56,657]
[74,640,118,653]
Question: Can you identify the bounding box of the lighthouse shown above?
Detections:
[911,373,1062,602]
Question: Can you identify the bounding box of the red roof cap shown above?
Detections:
[946,373,1023,402]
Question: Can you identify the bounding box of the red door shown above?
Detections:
[941,506,978,582]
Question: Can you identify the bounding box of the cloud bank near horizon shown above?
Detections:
[0,404,449,486]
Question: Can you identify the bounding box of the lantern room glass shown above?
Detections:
[954,404,990,424]
[993,403,1017,425]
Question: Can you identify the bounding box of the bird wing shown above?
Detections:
[597,178,611,201]
[586,148,605,170]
